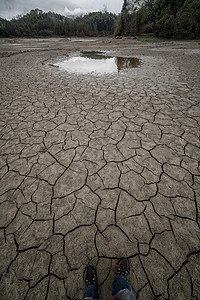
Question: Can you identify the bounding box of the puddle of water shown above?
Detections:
[69,39,98,42]
[56,56,117,74]
[54,51,141,75]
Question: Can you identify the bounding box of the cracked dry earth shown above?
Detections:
[0,38,200,300]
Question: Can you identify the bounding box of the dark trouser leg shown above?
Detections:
[83,285,99,299]
[112,275,137,300]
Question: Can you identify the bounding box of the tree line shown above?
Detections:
[0,9,118,37]
[116,0,200,38]
[0,1,199,38]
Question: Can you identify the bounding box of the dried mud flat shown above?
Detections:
[0,37,200,300]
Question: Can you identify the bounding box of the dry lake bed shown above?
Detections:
[0,37,200,300]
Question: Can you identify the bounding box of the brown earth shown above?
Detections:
[0,37,200,300]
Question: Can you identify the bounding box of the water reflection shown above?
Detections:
[116,57,141,72]
[55,51,141,75]
[56,57,117,75]
[69,39,98,42]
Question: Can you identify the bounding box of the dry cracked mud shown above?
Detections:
[0,37,200,300]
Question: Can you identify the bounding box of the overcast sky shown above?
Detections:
[0,0,124,20]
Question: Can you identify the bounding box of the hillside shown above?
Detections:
[0,9,118,37]
[116,0,200,37]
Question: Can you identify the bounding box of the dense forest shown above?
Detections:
[0,0,199,38]
[116,0,200,37]
[0,9,118,37]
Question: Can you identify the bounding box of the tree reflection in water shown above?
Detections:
[54,51,142,75]
[82,51,141,72]
[115,57,141,72]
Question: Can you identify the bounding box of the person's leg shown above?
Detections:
[83,285,99,299]
[83,266,99,300]
[117,288,137,300]
[112,259,137,300]
[112,274,131,295]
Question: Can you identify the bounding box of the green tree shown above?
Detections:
[0,9,118,37]
[117,0,200,37]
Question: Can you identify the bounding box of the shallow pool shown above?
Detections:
[54,51,141,75]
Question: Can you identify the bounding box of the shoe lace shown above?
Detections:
[86,277,96,286]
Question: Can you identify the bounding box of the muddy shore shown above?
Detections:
[0,37,200,300]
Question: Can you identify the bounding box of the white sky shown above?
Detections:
[0,0,124,20]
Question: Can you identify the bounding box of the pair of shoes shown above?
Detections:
[84,258,130,288]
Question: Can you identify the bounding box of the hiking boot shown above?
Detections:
[117,258,130,280]
[84,266,98,288]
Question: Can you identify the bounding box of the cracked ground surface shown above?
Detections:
[0,37,200,300]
